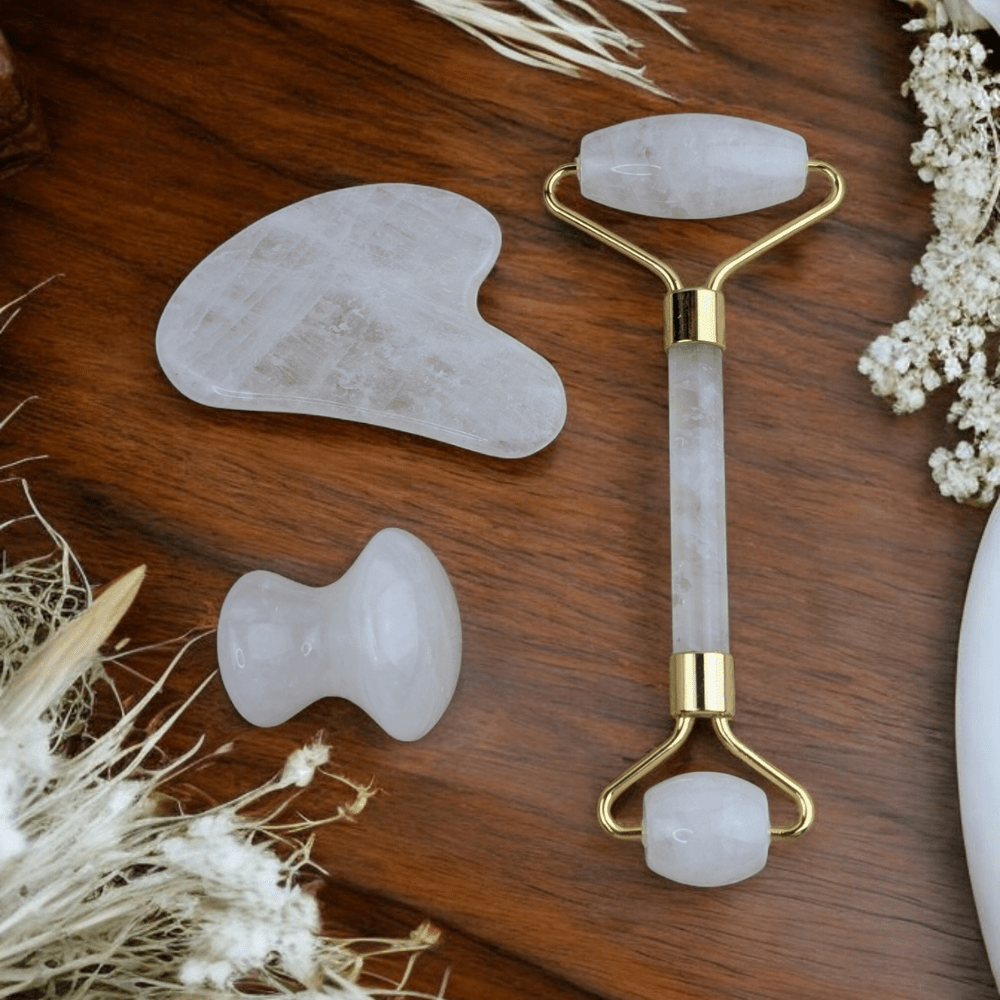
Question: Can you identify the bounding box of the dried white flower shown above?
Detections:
[0,383,439,1000]
[280,737,332,788]
[859,28,1000,503]
[159,812,322,988]
[0,551,429,997]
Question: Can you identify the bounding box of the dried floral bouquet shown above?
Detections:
[0,303,439,999]
[860,1,1000,503]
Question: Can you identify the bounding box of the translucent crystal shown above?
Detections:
[579,113,808,219]
[643,771,770,886]
[669,341,729,653]
[156,183,566,458]
[217,528,462,740]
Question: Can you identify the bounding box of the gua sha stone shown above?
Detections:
[643,772,770,887]
[156,183,566,459]
[217,527,462,740]
[579,113,808,219]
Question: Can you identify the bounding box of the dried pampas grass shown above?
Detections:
[412,0,690,97]
[0,290,442,997]
[0,501,441,998]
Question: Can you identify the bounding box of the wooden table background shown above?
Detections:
[1,2,994,998]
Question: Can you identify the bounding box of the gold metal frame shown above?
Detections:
[596,714,817,842]
[595,651,815,841]
[542,160,845,297]
[544,156,844,847]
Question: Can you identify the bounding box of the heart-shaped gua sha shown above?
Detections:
[156,183,566,458]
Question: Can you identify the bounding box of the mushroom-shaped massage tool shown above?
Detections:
[217,528,462,741]
[545,114,845,886]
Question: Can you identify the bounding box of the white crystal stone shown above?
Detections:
[669,341,729,653]
[643,771,770,886]
[156,183,566,458]
[579,114,808,219]
[958,499,1000,985]
[217,527,462,740]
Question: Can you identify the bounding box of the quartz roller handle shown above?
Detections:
[669,339,729,654]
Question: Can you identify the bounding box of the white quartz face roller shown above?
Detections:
[217,527,462,741]
[544,113,845,886]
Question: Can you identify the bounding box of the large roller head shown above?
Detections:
[578,113,808,220]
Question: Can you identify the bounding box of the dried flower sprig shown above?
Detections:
[0,539,439,998]
[859,16,1000,504]
[0,401,440,996]
[411,0,690,98]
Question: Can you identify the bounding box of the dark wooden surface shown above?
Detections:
[1,2,995,998]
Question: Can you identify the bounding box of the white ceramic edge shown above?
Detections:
[957,498,1000,989]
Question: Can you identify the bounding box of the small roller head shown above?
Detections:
[579,113,808,220]
[642,771,770,886]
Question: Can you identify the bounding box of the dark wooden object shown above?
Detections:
[0,3,994,998]
[0,28,45,179]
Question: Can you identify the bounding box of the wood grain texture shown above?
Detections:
[0,2,994,998]
[0,28,46,178]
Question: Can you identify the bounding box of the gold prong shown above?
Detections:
[712,716,816,839]
[706,161,846,292]
[597,715,694,840]
[543,162,682,292]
